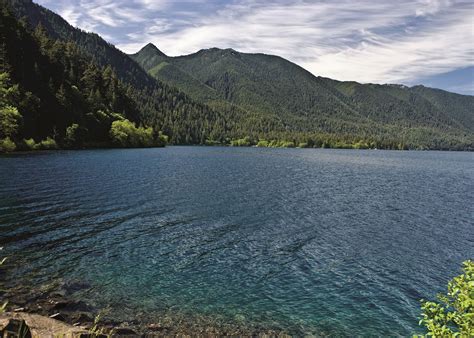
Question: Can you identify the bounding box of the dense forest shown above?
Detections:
[1,0,473,152]
[132,45,474,150]
[0,4,169,150]
[0,0,240,151]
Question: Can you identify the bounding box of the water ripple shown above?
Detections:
[0,147,473,336]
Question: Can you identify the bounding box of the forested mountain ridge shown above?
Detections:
[131,43,474,149]
[0,2,170,150]
[4,0,155,90]
[3,0,244,147]
[1,0,473,151]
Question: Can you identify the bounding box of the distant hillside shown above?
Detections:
[131,44,474,149]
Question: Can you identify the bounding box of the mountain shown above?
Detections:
[2,0,239,145]
[3,0,154,89]
[3,0,473,150]
[0,1,170,150]
[131,44,474,149]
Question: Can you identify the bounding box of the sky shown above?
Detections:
[36,0,474,95]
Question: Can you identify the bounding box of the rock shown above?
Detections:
[114,327,139,336]
[51,300,92,312]
[49,290,67,298]
[0,312,88,337]
[63,281,92,294]
[0,318,32,338]
[49,312,66,322]
[147,323,164,331]
[70,312,93,324]
[13,307,25,312]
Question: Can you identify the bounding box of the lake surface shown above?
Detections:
[0,147,473,335]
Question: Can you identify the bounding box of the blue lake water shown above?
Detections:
[0,147,473,335]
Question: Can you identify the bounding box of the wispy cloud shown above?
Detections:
[36,0,474,93]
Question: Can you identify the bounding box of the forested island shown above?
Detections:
[1,0,473,153]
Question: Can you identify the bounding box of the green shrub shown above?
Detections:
[38,137,58,150]
[268,140,279,147]
[419,260,473,336]
[333,141,352,149]
[0,73,22,140]
[353,141,369,149]
[65,123,87,148]
[156,131,168,147]
[205,139,221,146]
[279,141,295,148]
[0,137,16,152]
[110,119,166,148]
[20,138,58,151]
[231,136,251,147]
[110,120,130,147]
[23,138,37,150]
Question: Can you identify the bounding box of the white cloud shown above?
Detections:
[415,0,452,16]
[36,0,474,89]
[60,7,82,27]
[302,6,473,83]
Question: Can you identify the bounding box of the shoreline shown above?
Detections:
[1,311,293,337]
[1,312,89,337]
[1,144,473,156]
[2,284,291,337]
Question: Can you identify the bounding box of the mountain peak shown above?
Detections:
[193,47,241,59]
[137,43,167,57]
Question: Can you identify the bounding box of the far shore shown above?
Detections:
[1,143,473,156]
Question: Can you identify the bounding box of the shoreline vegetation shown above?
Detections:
[0,70,168,153]
[2,138,474,154]
[3,143,474,155]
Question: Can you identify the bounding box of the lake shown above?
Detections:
[0,147,473,335]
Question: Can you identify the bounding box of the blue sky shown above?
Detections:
[37,0,474,95]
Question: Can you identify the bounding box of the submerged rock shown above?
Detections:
[146,323,164,331]
[114,327,138,336]
[62,281,92,294]
[51,300,92,313]
[69,312,94,325]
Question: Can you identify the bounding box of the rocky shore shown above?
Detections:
[1,312,89,337]
[0,310,290,337]
[0,311,163,337]
[1,281,291,337]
